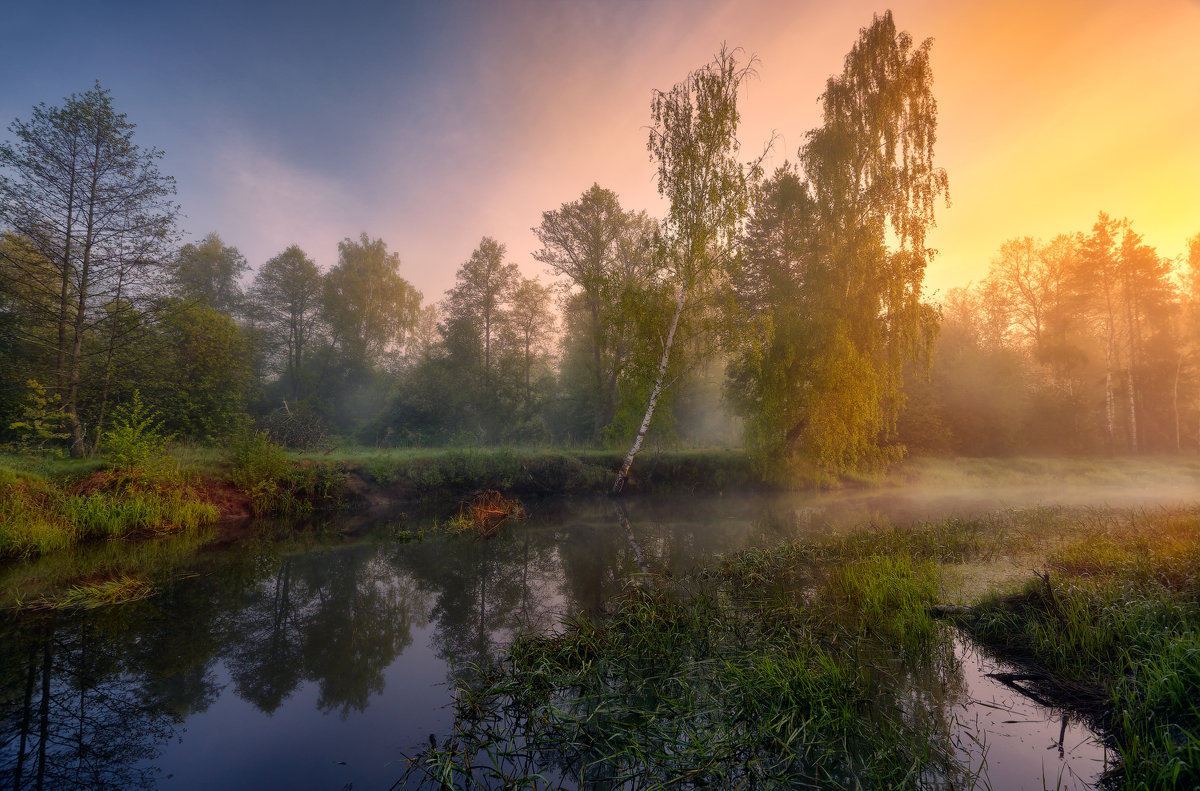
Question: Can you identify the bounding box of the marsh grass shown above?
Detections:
[401,529,964,790]
[402,504,1200,789]
[0,456,220,561]
[21,574,155,610]
[966,510,1200,789]
[0,523,216,608]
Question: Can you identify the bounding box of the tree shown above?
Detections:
[322,233,421,368]
[534,184,659,442]
[732,12,947,481]
[443,237,520,399]
[175,232,248,316]
[248,245,324,400]
[1186,234,1200,450]
[0,83,178,456]
[506,277,556,407]
[612,46,758,493]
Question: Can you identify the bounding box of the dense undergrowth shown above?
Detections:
[228,431,348,515]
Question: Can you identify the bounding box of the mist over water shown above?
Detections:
[2,463,1196,790]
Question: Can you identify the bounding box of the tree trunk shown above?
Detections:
[1104,337,1116,452]
[1125,367,1138,454]
[612,280,686,494]
[612,499,649,577]
[591,303,605,443]
[1174,352,1182,452]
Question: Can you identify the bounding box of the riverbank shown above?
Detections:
[401,503,1200,789]
[5,447,1200,561]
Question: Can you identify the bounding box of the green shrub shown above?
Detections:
[102,391,177,481]
[228,431,345,515]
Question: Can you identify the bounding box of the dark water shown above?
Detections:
[0,487,1154,790]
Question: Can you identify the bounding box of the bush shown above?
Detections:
[228,431,346,515]
[102,391,176,480]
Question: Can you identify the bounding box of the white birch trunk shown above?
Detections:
[611,280,687,494]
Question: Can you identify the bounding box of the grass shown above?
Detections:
[228,431,348,516]
[291,445,757,497]
[965,510,1200,789]
[19,574,156,610]
[401,504,1200,790]
[400,525,965,789]
[0,458,220,562]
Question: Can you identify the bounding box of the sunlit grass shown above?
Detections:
[0,460,220,562]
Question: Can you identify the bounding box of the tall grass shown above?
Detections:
[967,512,1200,788]
[401,530,961,789]
[0,461,219,562]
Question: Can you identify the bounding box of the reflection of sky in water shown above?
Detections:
[4,484,1189,790]
[950,637,1111,791]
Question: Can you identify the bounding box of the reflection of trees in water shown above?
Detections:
[395,528,565,675]
[2,496,820,791]
[0,538,431,788]
[222,545,429,717]
[0,613,176,790]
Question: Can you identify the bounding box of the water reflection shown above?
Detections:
[0,493,1121,790]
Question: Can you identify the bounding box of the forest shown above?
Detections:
[1,27,1198,483]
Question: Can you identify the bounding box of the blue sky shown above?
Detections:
[4,0,1199,303]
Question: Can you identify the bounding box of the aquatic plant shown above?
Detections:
[966,513,1200,788]
[447,490,526,538]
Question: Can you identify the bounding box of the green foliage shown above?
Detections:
[968,515,1200,788]
[22,574,155,610]
[830,555,939,648]
[323,232,421,367]
[102,391,176,477]
[61,491,218,539]
[174,232,248,315]
[7,379,69,453]
[731,13,947,482]
[0,457,218,561]
[228,431,346,515]
[403,529,956,788]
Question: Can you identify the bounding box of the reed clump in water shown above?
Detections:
[447,490,527,538]
[401,528,957,789]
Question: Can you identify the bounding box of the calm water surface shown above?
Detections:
[3,482,1185,790]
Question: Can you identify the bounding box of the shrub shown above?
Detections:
[102,391,176,480]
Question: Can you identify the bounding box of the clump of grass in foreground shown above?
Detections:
[401,535,957,790]
[966,510,1200,789]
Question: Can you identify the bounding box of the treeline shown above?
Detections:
[900,217,1200,455]
[4,14,1195,479]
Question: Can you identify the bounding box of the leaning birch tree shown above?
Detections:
[611,46,757,494]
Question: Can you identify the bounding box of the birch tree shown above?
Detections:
[611,46,757,494]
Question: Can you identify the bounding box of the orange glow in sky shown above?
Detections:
[8,0,1193,301]
[413,0,1200,302]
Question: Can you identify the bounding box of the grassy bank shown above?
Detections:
[0,459,219,561]
[966,511,1200,789]
[305,445,759,498]
[402,505,1200,789]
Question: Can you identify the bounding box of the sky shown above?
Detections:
[3,0,1198,305]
